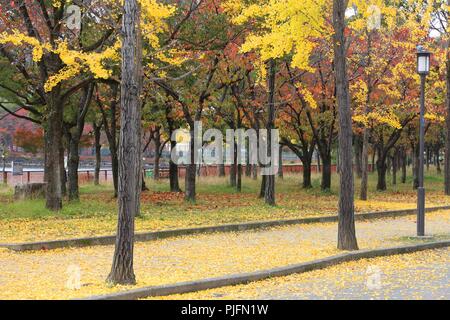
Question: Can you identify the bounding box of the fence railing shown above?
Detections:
[1,163,374,186]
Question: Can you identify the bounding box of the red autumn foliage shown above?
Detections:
[14,127,44,155]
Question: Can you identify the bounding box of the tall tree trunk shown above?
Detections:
[230,164,237,186]
[303,160,312,189]
[336,145,340,174]
[67,85,93,200]
[264,59,276,206]
[436,146,441,174]
[169,139,181,192]
[94,122,102,185]
[413,143,419,189]
[259,173,266,198]
[355,135,362,178]
[230,140,237,187]
[185,129,196,202]
[245,164,251,177]
[2,160,6,185]
[316,149,321,172]
[141,171,148,191]
[45,89,63,211]
[286,142,314,189]
[333,0,358,250]
[67,133,80,201]
[387,153,392,175]
[371,150,376,173]
[236,163,242,192]
[60,142,67,197]
[99,83,119,197]
[252,164,257,180]
[360,129,369,200]
[401,149,407,183]
[153,133,161,181]
[245,139,251,177]
[107,0,141,285]
[166,108,181,192]
[360,57,372,199]
[376,154,387,191]
[169,162,180,191]
[111,147,119,196]
[321,153,332,190]
[218,163,225,177]
[278,146,283,179]
[392,152,398,186]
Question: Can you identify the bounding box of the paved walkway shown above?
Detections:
[0,211,448,299]
[164,248,449,300]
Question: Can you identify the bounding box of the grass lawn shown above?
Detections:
[0,169,449,243]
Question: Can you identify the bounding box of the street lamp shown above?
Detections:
[417,47,430,75]
[416,45,431,237]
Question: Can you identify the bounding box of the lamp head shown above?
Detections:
[417,45,431,75]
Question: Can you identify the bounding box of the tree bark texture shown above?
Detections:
[107,0,141,285]
[45,86,63,211]
[333,0,358,251]
[264,59,276,206]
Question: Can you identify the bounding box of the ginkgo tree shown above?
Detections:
[350,0,445,193]
[283,39,338,192]
[151,0,239,202]
[346,0,400,200]
[224,0,327,206]
[424,0,450,194]
[0,0,122,209]
[0,0,175,210]
[224,0,360,250]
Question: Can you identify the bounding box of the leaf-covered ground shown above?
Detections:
[158,248,449,300]
[1,172,450,243]
[0,211,448,299]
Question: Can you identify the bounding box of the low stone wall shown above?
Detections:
[14,183,46,200]
[1,205,449,252]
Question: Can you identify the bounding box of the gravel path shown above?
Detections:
[163,248,449,300]
[0,211,448,299]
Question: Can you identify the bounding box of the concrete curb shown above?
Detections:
[81,240,450,300]
[1,205,449,252]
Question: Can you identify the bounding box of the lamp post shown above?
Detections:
[416,45,431,237]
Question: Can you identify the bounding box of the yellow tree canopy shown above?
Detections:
[0,0,175,93]
[224,0,327,72]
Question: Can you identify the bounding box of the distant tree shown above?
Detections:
[0,0,121,210]
[14,127,44,155]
